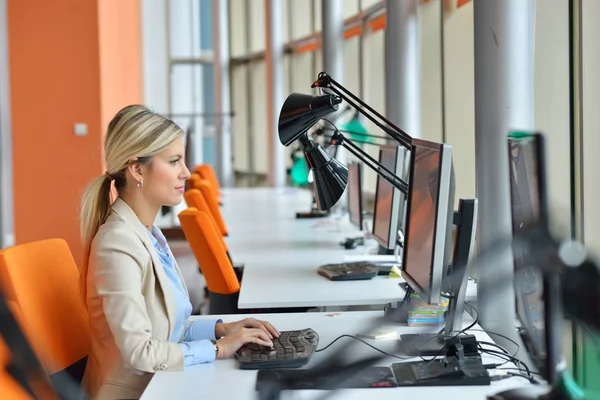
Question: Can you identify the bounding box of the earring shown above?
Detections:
[137,180,143,188]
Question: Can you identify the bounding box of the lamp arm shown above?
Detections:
[332,132,408,195]
[339,137,380,146]
[318,126,388,141]
[312,72,412,150]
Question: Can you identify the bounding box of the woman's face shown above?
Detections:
[143,137,191,207]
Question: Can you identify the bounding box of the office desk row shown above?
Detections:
[141,311,530,399]
[220,187,476,310]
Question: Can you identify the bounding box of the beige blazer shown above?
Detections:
[82,198,192,400]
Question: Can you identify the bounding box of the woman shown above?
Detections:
[79,105,279,399]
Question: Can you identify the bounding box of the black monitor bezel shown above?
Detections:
[371,145,403,249]
[507,132,561,384]
[401,139,447,303]
[347,161,364,229]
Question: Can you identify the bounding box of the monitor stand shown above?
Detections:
[377,245,394,255]
[397,199,479,357]
[295,197,329,219]
[389,288,448,357]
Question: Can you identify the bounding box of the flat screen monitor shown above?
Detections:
[401,139,455,305]
[372,145,405,250]
[347,162,363,229]
[508,132,560,383]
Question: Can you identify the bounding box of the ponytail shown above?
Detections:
[79,175,114,302]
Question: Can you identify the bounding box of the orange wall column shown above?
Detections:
[7,0,142,264]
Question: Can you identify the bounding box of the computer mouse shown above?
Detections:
[344,239,358,250]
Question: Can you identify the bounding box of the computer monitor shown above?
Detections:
[372,145,405,250]
[401,139,456,305]
[347,162,363,230]
[508,132,562,384]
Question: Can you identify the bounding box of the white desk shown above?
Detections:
[220,188,407,309]
[141,311,530,400]
[220,187,476,310]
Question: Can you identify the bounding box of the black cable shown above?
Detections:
[412,302,480,363]
[315,334,413,361]
[468,328,521,354]
[497,367,543,377]
[507,372,538,384]
[461,302,479,333]
[479,347,532,378]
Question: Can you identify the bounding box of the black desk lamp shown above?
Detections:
[278,72,413,210]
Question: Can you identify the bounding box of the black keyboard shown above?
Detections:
[317,261,378,281]
[235,328,319,370]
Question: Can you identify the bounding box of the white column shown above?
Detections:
[321,0,347,207]
[141,0,169,114]
[169,0,203,168]
[385,0,420,235]
[385,0,420,139]
[474,0,535,354]
[265,0,287,187]
[0,0,14,248]
[213,0,234,187]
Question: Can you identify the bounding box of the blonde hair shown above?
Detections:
[79,104,184,300]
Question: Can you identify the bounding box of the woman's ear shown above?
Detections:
[127,160,145,183]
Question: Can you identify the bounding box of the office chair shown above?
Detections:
[178,208,311,315]
[193,164,222,198]
[188,173,222,207]
[187,179,229,236]
[184,189,228,246]
[0,239,90,387]
[178,208,241,315]
[0,311,37,400]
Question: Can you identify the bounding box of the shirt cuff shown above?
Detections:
[183,318,223,342]
[181,341,217,367]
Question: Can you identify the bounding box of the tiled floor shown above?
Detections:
[169,239,208,315]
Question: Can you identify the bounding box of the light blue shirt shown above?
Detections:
[147,225,222,367]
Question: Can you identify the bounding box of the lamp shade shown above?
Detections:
[278,93,342,147]
[303,142,348,210]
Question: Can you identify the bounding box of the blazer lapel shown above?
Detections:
[111,198,178,340]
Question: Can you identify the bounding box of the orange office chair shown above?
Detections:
[178,208,241,314]
[0,239,90,387]
[188,173,221,205]
[178,208,309,315]
[194,164,221,197]
[188,179,228,236]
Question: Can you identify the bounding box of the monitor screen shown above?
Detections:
[508,135,546,371]
[372,146,401,248]
[402,144,442,295]
[347,162,363,229]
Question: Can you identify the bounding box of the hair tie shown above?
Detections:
[105,171,115,181]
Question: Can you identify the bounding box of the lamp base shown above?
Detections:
[295,209,329,219]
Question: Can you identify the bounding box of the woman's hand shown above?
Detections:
[215,318,280,339]
[215,328,274,359]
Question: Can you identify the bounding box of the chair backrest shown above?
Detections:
[189,179,229,236]
[194,164,221,195]
[178,208,239,295]
[0,239,90,376]
[186,173,200,192]
[183,189,229,244]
